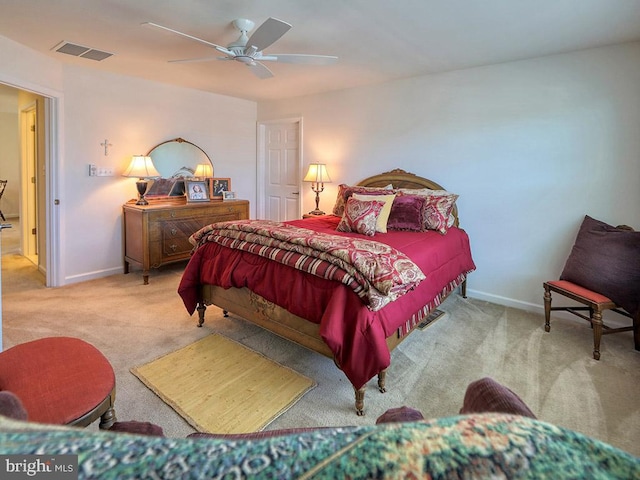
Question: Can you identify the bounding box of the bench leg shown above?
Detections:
[543,285,552,332]
[592,311,603,360]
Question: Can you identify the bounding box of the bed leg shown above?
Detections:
[461,279,467,298]
[197,302,206,327]
[377,368,387,393]
[354,386,365,416]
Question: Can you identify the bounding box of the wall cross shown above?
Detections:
[100,139,113,156]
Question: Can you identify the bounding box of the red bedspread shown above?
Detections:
[178,215,476,390]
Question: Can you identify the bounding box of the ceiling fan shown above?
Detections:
[143,17,338,79]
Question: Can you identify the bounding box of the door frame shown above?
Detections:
[256,117,303,219]
[0,76,63,287]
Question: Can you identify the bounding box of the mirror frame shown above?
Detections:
[143,137,213,202]
[146,137,212,178]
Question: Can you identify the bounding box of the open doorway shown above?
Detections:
[0,84,46,282]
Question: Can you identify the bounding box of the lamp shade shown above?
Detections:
[194,163,213,178]
[303,163,331,183]
[122,155,160,179]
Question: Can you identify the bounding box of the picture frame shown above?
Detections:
[222,191,237,201]
[185,180,210,202]
[210,178,231,200]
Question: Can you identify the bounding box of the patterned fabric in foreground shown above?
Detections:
[1,414,638,479]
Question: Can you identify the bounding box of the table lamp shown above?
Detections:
[303,163,331,215]
[194,163,213,180]
[123,155,161,205]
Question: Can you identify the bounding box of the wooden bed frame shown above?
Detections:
[196,169,468,414]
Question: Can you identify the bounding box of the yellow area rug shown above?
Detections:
[131,334,316,433]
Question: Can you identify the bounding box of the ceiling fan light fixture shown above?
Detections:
[145,16,337,79]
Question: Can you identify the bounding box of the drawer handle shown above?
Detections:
[169,244,177,252]
[170,228,178,236]
[170,211,176,218]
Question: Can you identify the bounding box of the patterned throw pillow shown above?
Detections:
[332,184,395,216]
[397,188,458,234]
[352,193,396,233]
[336,198,385,236]
[423,193,458,234]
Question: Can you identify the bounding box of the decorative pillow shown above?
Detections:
[387,195,427,231]
[332,184,395,216]
[352,193,396,233]
[422,192,459,234]
[336,198,385,236]
[397,188,458,234]
[459,377,536,418]
[560,215,640,317]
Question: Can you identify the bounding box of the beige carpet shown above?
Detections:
[131,334,315,433]
[2,254,639,456]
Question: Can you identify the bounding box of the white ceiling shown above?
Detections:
[2,1,640,102]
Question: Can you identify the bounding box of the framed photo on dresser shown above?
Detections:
[185,180,209,202]
[210,178,231,200]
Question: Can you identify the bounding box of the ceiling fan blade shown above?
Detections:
[262,54,339,65]
[246,17,291,51]
[248,61,274,79]
[168,55,221,64]
[142,21,232,54]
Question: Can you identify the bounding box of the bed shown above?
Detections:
[178,169,476,414]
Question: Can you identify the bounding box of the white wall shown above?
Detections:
[61,66,257,283]
[258,42,640,311]
[0,34,258,284]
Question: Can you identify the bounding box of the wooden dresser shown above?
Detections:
[123,198,249,284]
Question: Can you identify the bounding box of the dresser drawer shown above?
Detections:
[123,199,250,284]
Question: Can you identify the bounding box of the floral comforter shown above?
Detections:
[190,220,426,311]
[1,414,637,479]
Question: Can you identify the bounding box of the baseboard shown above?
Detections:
[465,289,543,314]
[64,266,123,285]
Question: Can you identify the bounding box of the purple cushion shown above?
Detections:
[0,391,28,421]
[560,215,640,317]
[375,406,424,424]
[109,421,165,437]
[387,195,427,231]
[459,377,536,418]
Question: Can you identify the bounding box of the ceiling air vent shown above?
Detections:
[52,41,114,61]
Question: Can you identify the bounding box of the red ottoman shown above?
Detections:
[0,337,116,429]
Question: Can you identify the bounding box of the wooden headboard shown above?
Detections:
[357,169,459,226]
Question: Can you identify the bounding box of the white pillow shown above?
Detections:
[352,193,396,233]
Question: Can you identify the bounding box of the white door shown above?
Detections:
[21,105,38,263]
[257,119,302,221]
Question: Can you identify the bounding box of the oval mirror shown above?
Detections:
[147,138,212,179]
